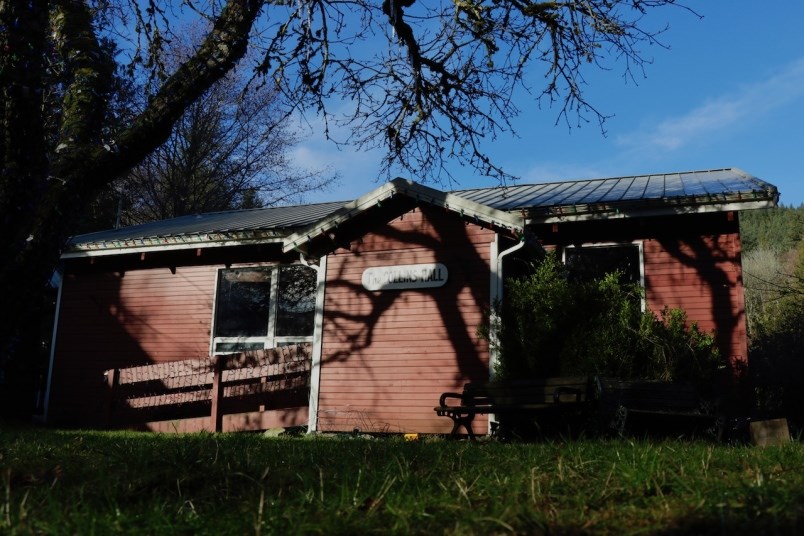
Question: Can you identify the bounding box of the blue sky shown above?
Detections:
[291,1,804,207]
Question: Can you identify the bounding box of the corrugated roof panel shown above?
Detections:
[460,184,515,207]
[680,172,711,197]
[550,180,598,205]
[456,182,548,210]
[69,201,346,247]
[661,173,683,197]
[623,175,650,200]
[451,168,777,211]
[514,182,571,208]
[457,185,513,208]
[711,168,755,195]
[501,184,551,210]
[524,180,583,207]
[590,177,630,204]
[638,175,663,199]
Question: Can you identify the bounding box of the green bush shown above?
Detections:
[746,241,804,426]
[490,252,721,386]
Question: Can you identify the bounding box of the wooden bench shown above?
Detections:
[594,377,721,438]
[103,344,311,432]
[434,377,592,440]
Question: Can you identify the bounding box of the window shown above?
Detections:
[564,243,643,286]
[212,265,317,354]
[275,265,317,337]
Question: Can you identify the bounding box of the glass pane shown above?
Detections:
[214,268,272,337]
[566,245,641,285]
[275,265,317,337]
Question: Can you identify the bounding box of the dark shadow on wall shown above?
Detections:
[652,220,749,413]
[654,234,743,365]
[52,242,361,430]
[52,263,227,428]
[318,201,497,416]
[549,212,745,370]
[49,271,154,427]
[648,213,752,415]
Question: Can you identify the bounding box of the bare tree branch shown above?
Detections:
[1,0,692,370]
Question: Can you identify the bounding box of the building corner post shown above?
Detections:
[302,254,327,433]
[41,270,64,424]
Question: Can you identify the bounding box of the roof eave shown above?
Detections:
[525,195,778,224]
[61,231,287,259]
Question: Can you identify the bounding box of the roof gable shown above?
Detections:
[282,178,525,255]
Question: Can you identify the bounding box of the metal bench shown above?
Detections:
[434,376,593,440]
[595,377,721,438]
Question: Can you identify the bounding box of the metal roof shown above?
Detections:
[65,168,778,256]
[453,168,778,214]
[283,178,526,255]
[67,200,346,251]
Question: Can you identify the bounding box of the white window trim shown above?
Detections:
[209,263,316,355]
[561,240,646,310]
[266,269,280,349]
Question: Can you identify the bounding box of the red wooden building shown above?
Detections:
[44,169,778,434]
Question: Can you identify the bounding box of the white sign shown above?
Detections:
[362,263,448,291]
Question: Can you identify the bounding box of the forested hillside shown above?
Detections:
[740,204,804,251]
[740,204,804,429]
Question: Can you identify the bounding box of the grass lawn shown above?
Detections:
[1,425,802,535]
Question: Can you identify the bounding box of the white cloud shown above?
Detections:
[518,162,610,184]
[287,110,389,202]
[617,57,804,153]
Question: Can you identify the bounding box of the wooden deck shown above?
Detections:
[103,344,311,432]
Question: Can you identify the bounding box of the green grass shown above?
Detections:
[1,426,802,535]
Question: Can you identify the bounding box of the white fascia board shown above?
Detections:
[527,199,777,225]
[282,178,525,253]
[400,179,525,231]
[282,181,399,253]
[61,236,285,259]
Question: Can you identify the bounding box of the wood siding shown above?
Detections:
[49,263,309,430]
[643,233,747,366]
[316,206,496,434]
[49,207,749,433]
[50,266,216,426]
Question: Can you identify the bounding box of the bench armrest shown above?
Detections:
[553,386,582,403]
[438,392,465,407]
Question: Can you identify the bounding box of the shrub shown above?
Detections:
[746,240,804,427]
[489,252,721,386]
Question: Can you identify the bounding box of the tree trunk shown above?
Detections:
[0,0,264,386]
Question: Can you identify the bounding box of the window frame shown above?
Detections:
[209,264,316,355]
[561,240,646,310]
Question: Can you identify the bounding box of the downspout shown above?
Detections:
[299,253,327,433]
[489,234,526,380]
[41,270,64,424]
[488,235,526,435]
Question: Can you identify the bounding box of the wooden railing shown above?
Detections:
[103,344,311,431]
